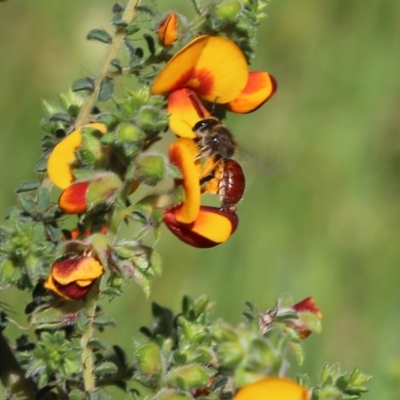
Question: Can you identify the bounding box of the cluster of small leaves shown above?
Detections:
[307,364,371,400]
[194,0,270,61]
[123,295,368,399]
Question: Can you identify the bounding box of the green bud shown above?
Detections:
[86,172,122,209]
[79,128,106,167]
[136,342,163,377]
[135,154,167,186]
[167,364,209,390]
[216,341,245,368]
[214,0,243,22]
[138,106,168,131]
[117,123,146,142]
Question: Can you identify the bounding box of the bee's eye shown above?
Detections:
[193,120,210,134]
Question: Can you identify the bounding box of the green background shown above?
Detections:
[1,1,400,399]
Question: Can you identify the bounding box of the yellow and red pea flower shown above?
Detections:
[44,255,104,301]
[233,377,310,400]
[158,12,178,47]
[164,138,238,248]
[151,35,276,138]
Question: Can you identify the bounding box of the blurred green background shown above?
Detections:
[1,0,400,399]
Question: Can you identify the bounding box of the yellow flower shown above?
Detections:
[151,35,276,138]
[234,378,310,400]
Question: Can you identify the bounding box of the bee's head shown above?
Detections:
[192,117,220,136]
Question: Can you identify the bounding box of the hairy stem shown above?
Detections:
[0,331,36,400]
[79,1,140,392]
[81,282,100,393]
[75,0,140,127]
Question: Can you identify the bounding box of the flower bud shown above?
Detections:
[136,343,163,377]
[158,13,178,47]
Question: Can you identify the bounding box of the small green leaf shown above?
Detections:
[15,181,39,193]
[98,77,114,102]
[111,14,128,28]
[143,33,156,55]
[191,0,202,14]
[37,187,50,211]
[126,24,140,36]
[71,77,95,93]
[48,112,73,123]
[110,58,122,73]
[94,361,118,375]
[87,29,112,44]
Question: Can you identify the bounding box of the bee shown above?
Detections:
[192,117,245,212]
[192,117,238,161]
[186,91,246,211]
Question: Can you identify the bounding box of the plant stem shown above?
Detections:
[0,331,36,399]
[81,282,100,393]
[75,0,140,128]
[79,1,140,393]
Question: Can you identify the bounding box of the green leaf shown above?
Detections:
[98,77,114,102]
[71,77,95,93]
[36,156,50,172]
[15,181,39,193]
[126,24,140,36]
[86,29,112,44]
[110,58,122,73]
[143,33,156,56]
[94,361,119,375]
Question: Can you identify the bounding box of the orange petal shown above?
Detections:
[47,123,107,189]
[51,256,103,285]
[158,12,178,47]
[151,35,248,103]
[164,206,238,248]
[169,138,201,223]
[227,71,277,113]
[58,181,89,214]
[168,88,210,138]
[234,378,309,400]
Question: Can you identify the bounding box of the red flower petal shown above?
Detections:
[58,181,89,214]
[292,297,322,319]
[164,205,238,248]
